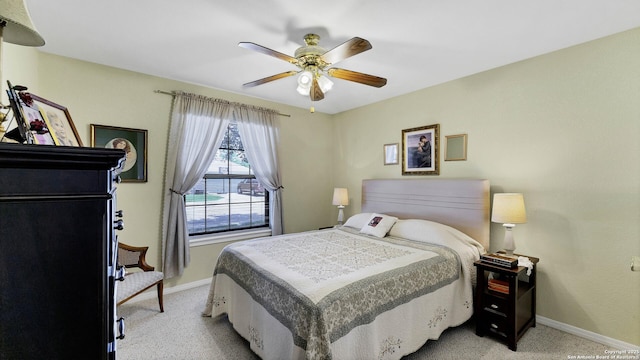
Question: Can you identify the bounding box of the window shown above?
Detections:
[184,122,269,235]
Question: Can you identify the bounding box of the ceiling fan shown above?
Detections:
[239,33,387,102]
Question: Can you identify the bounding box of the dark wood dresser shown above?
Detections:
[0,143,126,359]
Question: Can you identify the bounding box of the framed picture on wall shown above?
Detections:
[445,134,467,161]
[91,124,148,182]
[383,143,399,165]
[401,124,439,175]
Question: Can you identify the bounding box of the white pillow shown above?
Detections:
[359,213,398,238]
[389,219,485,253]
[342,213,374,229]
[389,219,447,244]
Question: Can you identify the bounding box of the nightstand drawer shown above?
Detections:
[486,316,508,339]
[483,296,508,316]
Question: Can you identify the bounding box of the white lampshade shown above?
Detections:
[0,0,45,46]
[491,193,527,224]
[0,0,44,137]
[317,75,333,93]
[332,188,349,206]
[297,71,333,97]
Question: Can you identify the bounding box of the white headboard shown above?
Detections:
[361,179,490,250]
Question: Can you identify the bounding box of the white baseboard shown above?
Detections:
[537,315,639,351]
[118,277,212,304]
[123,282,639,351]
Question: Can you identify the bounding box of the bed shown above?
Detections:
[203,179,490,359]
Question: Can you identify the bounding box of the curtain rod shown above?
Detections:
[154,90,291,117]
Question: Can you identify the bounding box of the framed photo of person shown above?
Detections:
[91,124,148,182]
[29,94,83,146]
[401,124,439,175]
[16,95,55,145]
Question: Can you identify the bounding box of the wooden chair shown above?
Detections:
[116,242,164,312]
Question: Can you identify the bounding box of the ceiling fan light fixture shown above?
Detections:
[318,75,333,93]
[298,70,313,86]
[297,70,314,95]
[296,84,310,96]
[240,33,386,103]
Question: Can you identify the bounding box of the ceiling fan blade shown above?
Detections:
[320,37,372,65]
[242,71,299,87]
[310,78,324,101]
[327,68,387,88]
[238,42,299,65]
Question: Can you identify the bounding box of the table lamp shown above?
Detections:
[491,193,527,256]
[0,0,45,138]
[332,188,349,225]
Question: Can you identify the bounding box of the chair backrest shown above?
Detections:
[118,246,142,268]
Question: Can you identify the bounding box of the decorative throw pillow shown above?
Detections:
[343,213,374,229]
[360,213,398,238]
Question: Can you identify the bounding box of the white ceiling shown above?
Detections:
[24,0,640,114]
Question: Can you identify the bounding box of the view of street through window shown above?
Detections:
[184,130,268,235]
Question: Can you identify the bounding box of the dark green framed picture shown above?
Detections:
[91,124,148,182]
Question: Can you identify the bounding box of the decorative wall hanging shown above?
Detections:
[401,124,439,175]
[91,124,148,182]
[445,134,467,161]
[383,143,398,165]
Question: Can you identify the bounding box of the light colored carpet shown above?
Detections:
[117,285,612,359]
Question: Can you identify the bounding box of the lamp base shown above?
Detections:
[502,249,516,258]
[502,224,516,257]
[336,205,345,225]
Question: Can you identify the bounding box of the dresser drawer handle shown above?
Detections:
[115,267,126,281]
[490,304,499,309]
[113,219,124,230]
[491,323,499,329]
[117,317,125,340]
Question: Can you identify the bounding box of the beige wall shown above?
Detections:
[333,28,640,345]
[3,45,335,289]
[4,27,638,345]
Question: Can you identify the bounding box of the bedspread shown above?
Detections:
[203,228,465,359]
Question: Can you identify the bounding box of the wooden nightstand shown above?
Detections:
[474,253,539,351]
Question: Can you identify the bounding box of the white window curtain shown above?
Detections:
[161,92,231,279]
[234,106,285,235]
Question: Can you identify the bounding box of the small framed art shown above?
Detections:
[29,93,83,146]
[91,124,148,182]
[401,124,439,175]
[445,134,467,161]
[383,143,399,165]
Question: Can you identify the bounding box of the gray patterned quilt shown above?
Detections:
[204,228,462,359]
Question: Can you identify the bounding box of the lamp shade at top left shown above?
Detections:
[0,0,45,46]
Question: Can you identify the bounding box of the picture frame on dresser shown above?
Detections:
[91,124,148,182]
[3,81,34,144]
[28,93,83,147]
[3,82,82,146]
[401,123,439,175]
[16,96,55,145]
